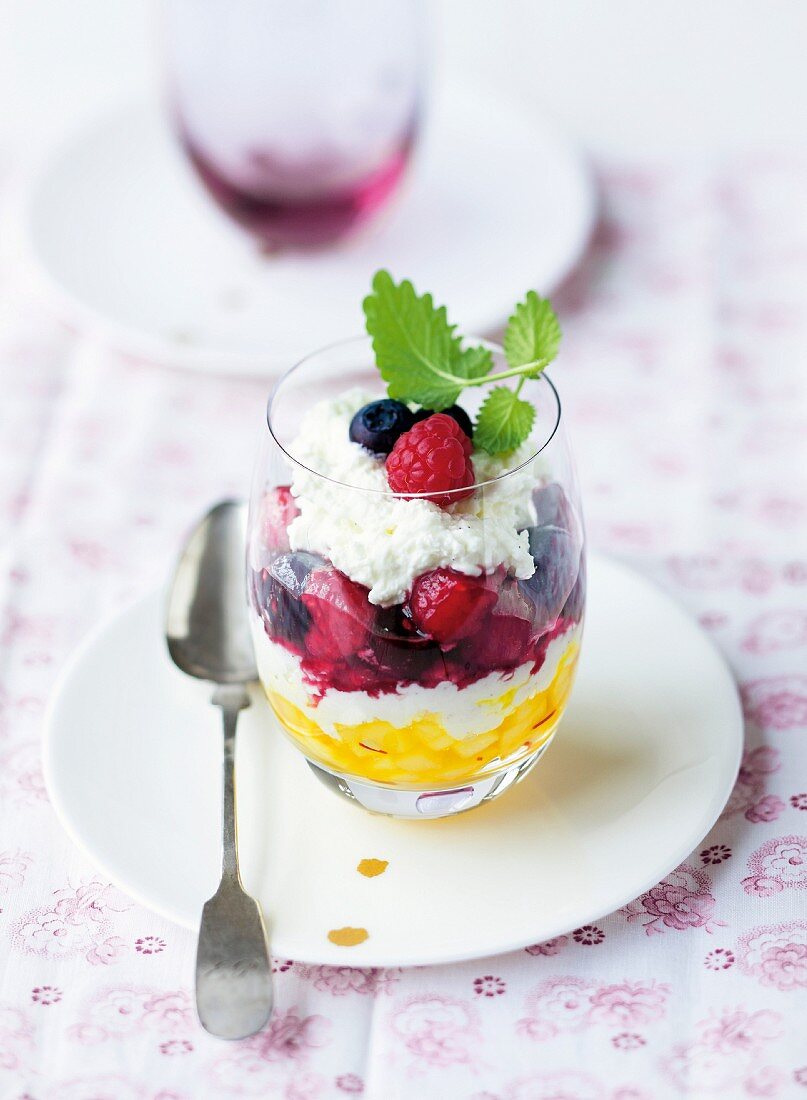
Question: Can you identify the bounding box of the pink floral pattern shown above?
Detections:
[518,976,669,1044]
[524,936,568,957]
[210,1009,331,1094]
[698,1007,782,1054]
[700,844,732,865]
[0,742,48,807]
[160,1039,193,1056]
[745,1066,787,1097]
[722,746,781,819]
[0,850,32,893]
[47,1074,149,1100]
[134,935,166,955]
[85,936,127,966]
[738,921,807,990]
[587,981,669,1028]
[388,995,481,1069]
[2,159,807,1095]
[704,948,735,971]
[662,1007,784,1094]
[500,1071,605,1100]
[0,1006,34,1073]
[743,611,807,654]
[31,985,62,1005]
[519,977,595,1041]
[742,675,807,730]
[612,1032,645,1050]
[621,864,726,935]
[335,1074,364,1093]
[293,965,401,996]
[67,985,194,1045]
[742,836,807,895]
[474,976,507,997]
[572,925,605,945]
[9,880,130,964]
[745,795,786,824]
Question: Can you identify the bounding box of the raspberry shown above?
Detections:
[302,567,373,660]
[385,413,475,507]
[260,485,299,551]
[463,577,534,668]
[408,568,497,645]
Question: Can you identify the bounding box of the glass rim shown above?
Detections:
[265,334,563,498]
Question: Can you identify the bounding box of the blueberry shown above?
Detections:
[253,551,325,649]
[519,525,580,629]
[561,556,586,623]
[413,404,474,439]
[349,399,415,456]
[358,603,440,685]
[531,483,574,533]
[271,551,323,599]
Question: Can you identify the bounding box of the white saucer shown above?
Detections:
[19,84,595,376]
[44,555,741,967]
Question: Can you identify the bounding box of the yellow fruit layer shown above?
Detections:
[265,640,579,787]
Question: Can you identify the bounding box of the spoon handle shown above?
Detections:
[195,685,273,1040]
[215,685,250,881]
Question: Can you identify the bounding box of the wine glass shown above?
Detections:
[246,337,586,818]
[163,0,425,250]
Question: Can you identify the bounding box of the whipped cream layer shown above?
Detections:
[251,617,579,741]
[285,388,544,606]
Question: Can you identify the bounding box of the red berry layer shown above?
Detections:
[252,558,584,700]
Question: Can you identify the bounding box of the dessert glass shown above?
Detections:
[163,0,425,249]
[247,337,585,818]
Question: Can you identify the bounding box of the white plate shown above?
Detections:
[19,84,595,376]
[44,555,741,967]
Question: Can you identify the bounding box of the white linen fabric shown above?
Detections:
[0,158,806,1099]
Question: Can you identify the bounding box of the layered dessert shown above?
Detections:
[248,270,584,794]
[249,392,584,789]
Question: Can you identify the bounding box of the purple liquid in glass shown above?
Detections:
[180,126,416,250]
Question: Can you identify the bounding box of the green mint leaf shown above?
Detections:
[474,386,536,455]
[454,343,493,380]
[362,270,490,410]
[503,291,561,376]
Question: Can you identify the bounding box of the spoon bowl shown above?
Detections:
[166,500,257,684]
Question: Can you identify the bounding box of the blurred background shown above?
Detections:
[6,0,807,375]
[4,0,807,157]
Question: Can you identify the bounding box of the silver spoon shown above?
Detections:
[166,499,272,1040]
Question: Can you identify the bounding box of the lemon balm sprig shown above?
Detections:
[363,270,561,455]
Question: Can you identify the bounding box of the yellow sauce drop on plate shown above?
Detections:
[328,927,369,947]
[357,858,388,878]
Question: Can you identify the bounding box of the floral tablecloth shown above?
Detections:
[1,158,806,1100]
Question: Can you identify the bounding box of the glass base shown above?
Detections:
[305,738,554,819]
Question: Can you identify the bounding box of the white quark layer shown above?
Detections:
[285,388,544,606]
[251,617,579,741]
